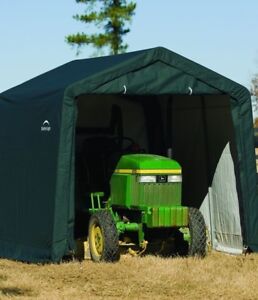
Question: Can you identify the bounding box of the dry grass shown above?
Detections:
[0,251,257,299]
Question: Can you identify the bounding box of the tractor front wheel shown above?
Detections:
[188,207,206,257]
[88,210,120,262]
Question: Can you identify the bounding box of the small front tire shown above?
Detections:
[88,210,120,262]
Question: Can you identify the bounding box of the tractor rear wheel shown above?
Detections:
[188,207,206,257]
[88,210,120,262]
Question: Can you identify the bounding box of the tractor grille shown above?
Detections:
[131,180,181,207]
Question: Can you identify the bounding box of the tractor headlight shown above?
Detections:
[138,175,156,183]
[167,175,182,183]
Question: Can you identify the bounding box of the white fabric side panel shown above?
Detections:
[200,143,243,254]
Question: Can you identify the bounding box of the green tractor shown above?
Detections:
[87,153,207,262]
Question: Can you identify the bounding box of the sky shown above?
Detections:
[0,0,258,92]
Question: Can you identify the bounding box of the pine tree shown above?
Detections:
[66,0,136,55]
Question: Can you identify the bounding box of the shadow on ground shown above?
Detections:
[0,287,35,297]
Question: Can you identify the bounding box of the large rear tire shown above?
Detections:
[88,210,120,262]
[188,207,206,257]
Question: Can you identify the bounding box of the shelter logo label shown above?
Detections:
[41,120,51,132]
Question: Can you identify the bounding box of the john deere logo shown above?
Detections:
[41,120,51,132]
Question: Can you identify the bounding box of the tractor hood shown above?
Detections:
[114,154,181,174]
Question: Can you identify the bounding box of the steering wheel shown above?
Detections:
[121,137,136,152]
[112,136,137,153]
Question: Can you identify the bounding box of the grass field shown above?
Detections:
[0,251,257,299]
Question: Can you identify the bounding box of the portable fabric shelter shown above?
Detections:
[0,46,257,262]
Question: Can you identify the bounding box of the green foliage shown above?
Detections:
[66,0,136,55]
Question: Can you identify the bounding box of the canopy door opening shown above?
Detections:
[73,94,241,250]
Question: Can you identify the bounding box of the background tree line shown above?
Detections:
[251,73,258,127]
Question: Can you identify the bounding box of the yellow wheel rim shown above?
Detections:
[90,224,104,257]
